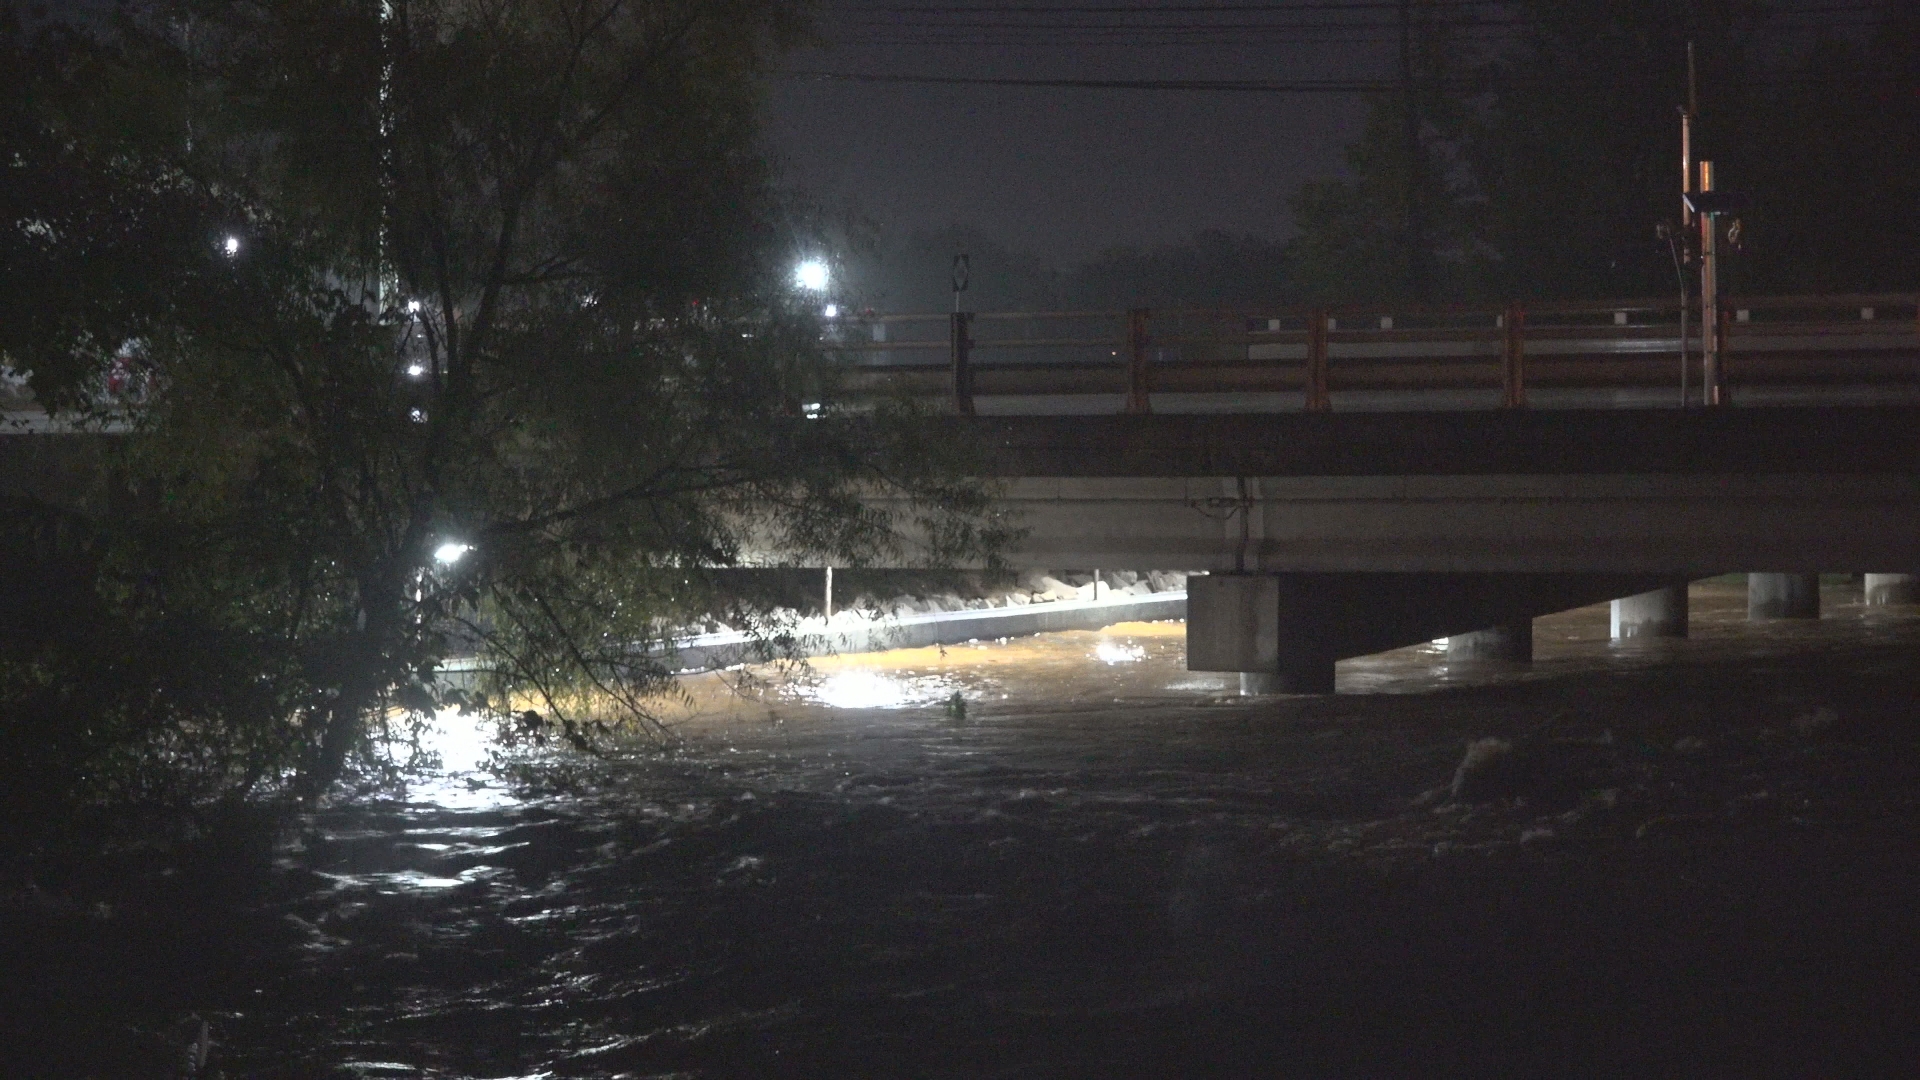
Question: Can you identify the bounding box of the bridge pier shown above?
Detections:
[1445,621,1533,662]
[1611,585,1689,639]
[1187,571,1667,694]
[1186,574,1336,694]
[1864,574,1919,605]
[1748,573,1821,620]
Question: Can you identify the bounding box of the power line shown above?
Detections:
[835,1,1514,12]
[781,70,1396,90]
[778,68,1905,92]
[830,0,1885,13]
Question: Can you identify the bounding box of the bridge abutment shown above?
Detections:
[1611,585,1690,639]
[1748,573,1821,620]
[1865,574,1919,605]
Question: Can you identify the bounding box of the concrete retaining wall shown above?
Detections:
[669,591,1187,672]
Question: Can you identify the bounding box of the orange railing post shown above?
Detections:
[1126,307,1152,414]
[1306,309,1330,411]
[950,311,975,416]
[1502,302,1527,408]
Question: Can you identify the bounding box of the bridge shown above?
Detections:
[877,406,1920,690]
[8,293,1919,693]
[837,291,1920,691]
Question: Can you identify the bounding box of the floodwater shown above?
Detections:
[39,581,1920,1076]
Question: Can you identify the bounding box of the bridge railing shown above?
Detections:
[822,293,1920,413]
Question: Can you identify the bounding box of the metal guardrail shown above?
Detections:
[823,293,1920,412]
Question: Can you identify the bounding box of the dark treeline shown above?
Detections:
[1296,0,1920,303]
[845,0,1919,312]
[0,0,1004,880]
[839,226,1294,313]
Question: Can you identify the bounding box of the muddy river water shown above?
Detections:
[34,581,1920,1077]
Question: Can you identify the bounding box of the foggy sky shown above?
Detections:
[761,1,1399,263]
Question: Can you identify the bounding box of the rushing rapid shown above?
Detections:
[199,581,1920,1077]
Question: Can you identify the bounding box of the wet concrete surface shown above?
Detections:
[11,581,1920,1077]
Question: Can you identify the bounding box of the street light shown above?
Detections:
[793,259,830,292]
[433,541,470,565]
[221,235,241,257]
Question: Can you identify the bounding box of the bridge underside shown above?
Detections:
[985,472,1920,574]
[877,407,1920,574]
[891,408,1920,690]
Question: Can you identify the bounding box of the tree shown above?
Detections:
[841,224,1063,313]
[2,1,1006,801]
[841,226,1295,314]
[1457,0,1920,301]
[1730,3,1920,294]
[1061,230,1293,310]
[1294,0,1918,303]
[1462,1,1763,301]
[1286,0,1478,304]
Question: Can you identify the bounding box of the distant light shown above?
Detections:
[794,259,830,292]
[433,542,470,565]
[822,303,839,318]
[405,363,426,378]
[221,235,241,257]
[802,402,823,419]
[409,407,427,423]
[405,299,422,314]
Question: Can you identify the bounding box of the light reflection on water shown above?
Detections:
[632,581,1904,736]
[243,580,1920,1076]
[801,669,959,709]
[399,707,519,812]
[406,583,1891,800]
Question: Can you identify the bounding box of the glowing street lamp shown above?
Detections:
[221,235,242,257]
[433,541,470,565]
[793,259,830,292]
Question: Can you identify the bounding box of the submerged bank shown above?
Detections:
[9,581,1920,1077]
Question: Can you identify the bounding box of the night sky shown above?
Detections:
[762,0,1405,262]
[762,0,1893,264]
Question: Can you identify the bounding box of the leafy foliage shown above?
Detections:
[1,0,1008,821]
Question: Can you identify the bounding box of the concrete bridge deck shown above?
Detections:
[902,407,1920,575]
[10,343,1918,691]
[886,406,1920,690]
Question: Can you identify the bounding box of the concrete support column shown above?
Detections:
[1611,585,1688,639]
[1187,573,1336,695]
[1239,672,1280,696]
[1864,574,1920,606]
[1445,620,1533,662]
[1748,572,1820,620]
[1187,571,1684,696]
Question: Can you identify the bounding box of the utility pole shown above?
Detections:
[1680,41,1745,412]
[1696,161,1730,405]
[378,0,396,314]
[1678,41,1697,405]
